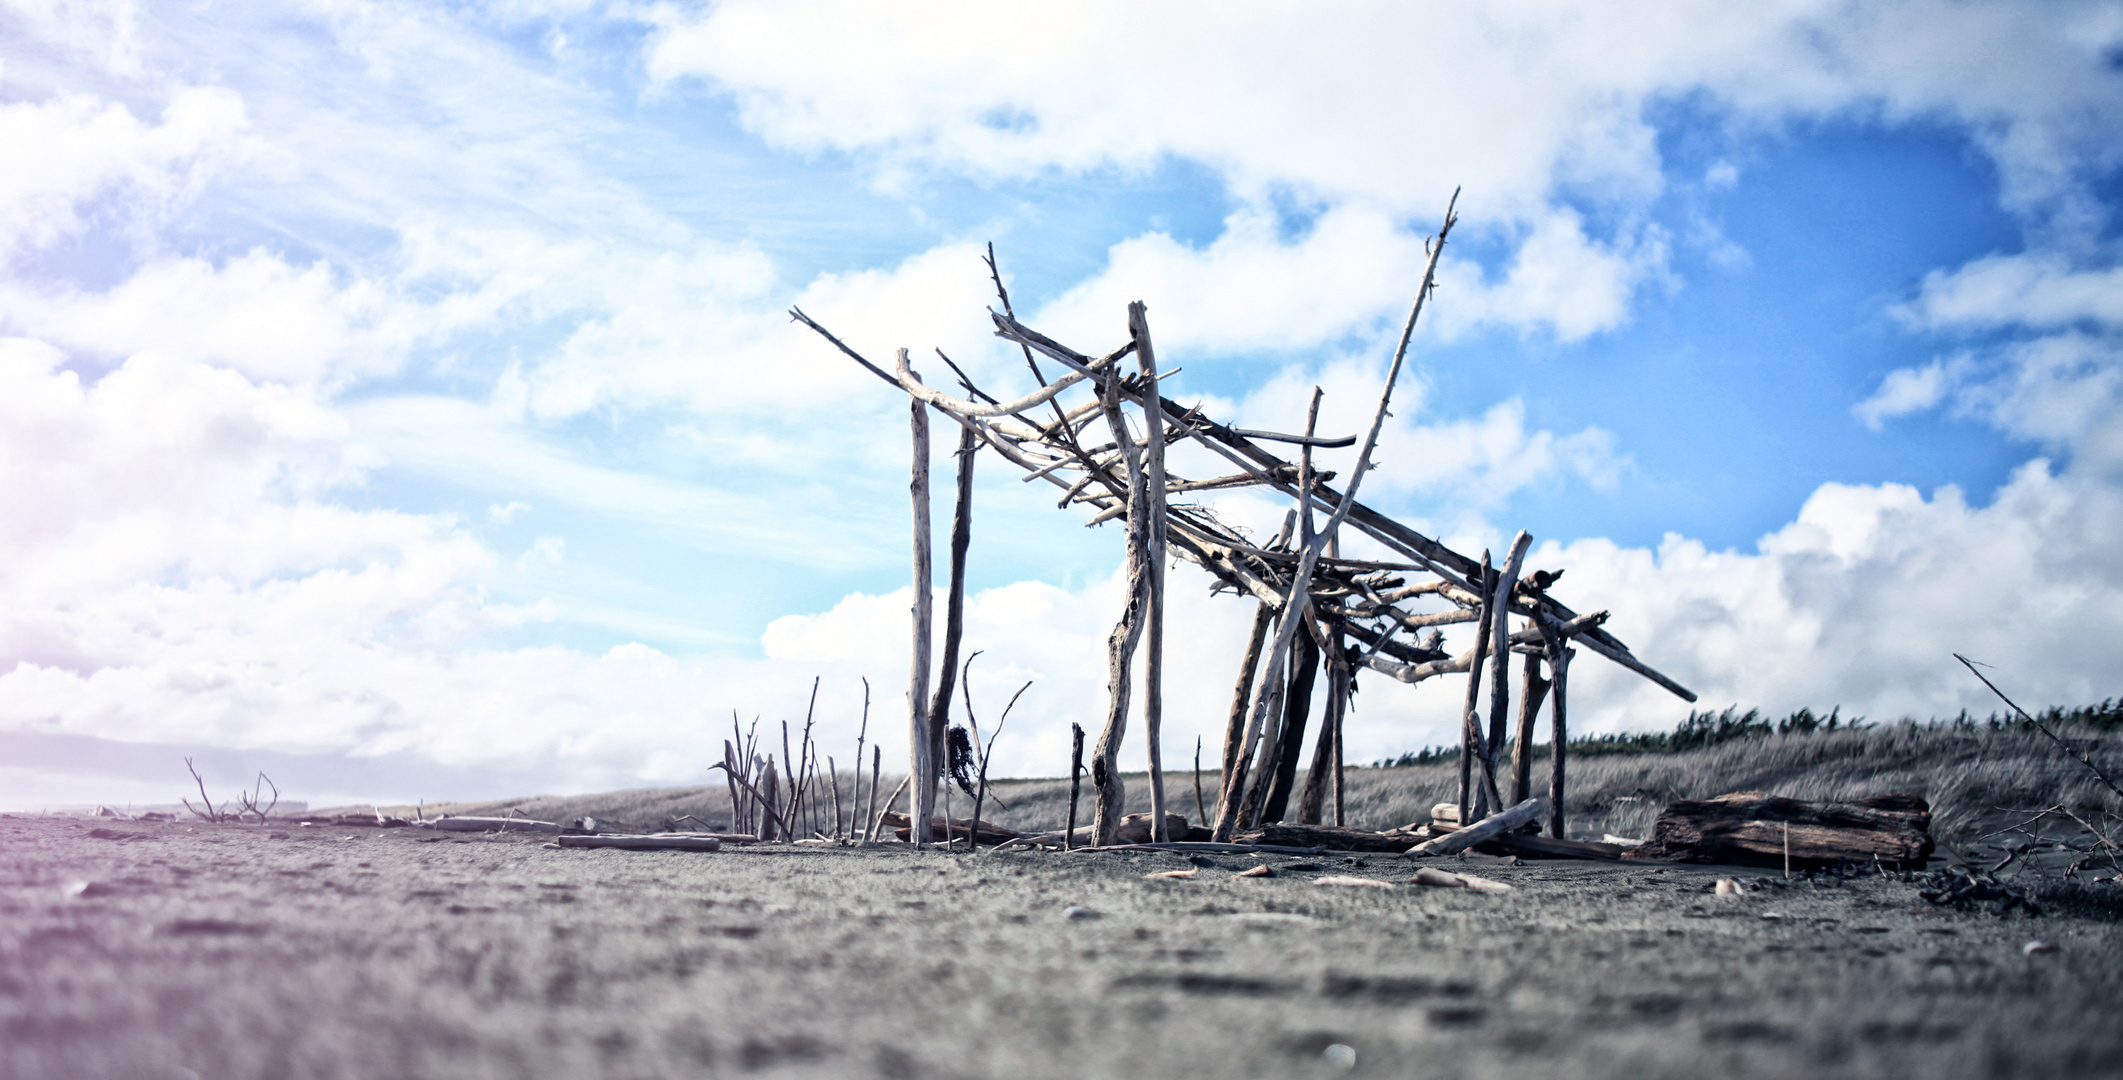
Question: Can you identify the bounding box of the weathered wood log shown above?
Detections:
[1405,797,1543,857]
[881,811,1022,846]
[1457,551,1493,824]
[556,835,722,852]
[1482,832,1626,861]
[1510,652,1551,804]
[1624,792,1934,869]
[1238,823,1424,853]
[421,817,560,833]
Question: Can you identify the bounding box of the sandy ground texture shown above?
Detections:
[3,815,2119,1080]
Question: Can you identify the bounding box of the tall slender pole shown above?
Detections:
[906,353,936,847]
[1548,644,1574,839]
[1130,302,1171,842]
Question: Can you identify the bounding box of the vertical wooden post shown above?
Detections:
[1066,723,1085,850]
[906,354,936,848]
[1090,352,1150,847]
[1510,652,1552,804]
[1548,643,1574,840]
[1482,531,1532,816]
[1457,551,1493,825]
[1129,302,1171,842]
[1294,630,1346,825]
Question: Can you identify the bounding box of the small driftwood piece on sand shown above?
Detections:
[1404,797,1542,857]
[556,834,722,852]
[421,816,562,833]
[1013,812,1191,849]
[1624,792,1934,869]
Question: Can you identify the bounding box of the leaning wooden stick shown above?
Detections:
[1511,651,1552,804]
[1215,191,1459,844]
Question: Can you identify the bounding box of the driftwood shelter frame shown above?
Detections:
[794,195,1694,849]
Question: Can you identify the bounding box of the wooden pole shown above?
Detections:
[927,424,979,773]
[1259,620,1321,824]
[906,355,936,848]
[1193,736,1207,826]
[1090,353,1151,846]
[1457,550,1492,826]
[1066,723,1085,850]
[1295,629,1349,825]
[1130,302,1171,842]
[1482,531,1532,816]
[1510,651,1552,805]
[1548,642,1574,840]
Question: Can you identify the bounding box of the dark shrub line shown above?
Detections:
[1373,698,2123,768]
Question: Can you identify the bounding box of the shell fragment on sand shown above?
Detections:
[1314,875,1394,889]
[1409,867,1513,894]
[1237,864,1273,878]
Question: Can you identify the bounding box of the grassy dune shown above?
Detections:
[353,720,2122,846]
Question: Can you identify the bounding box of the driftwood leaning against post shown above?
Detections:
[1130,301,1171,843]
[1457,550,1493,825]
[1406,797,1542,857]
[1482,531,1532,816]
[1510,651,1552,805]
[906,353,936,848]
[927,423,979,789]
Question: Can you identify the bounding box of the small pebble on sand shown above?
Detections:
[1062,906,1099,921]
[1323,1044,1357,1071]
[1237,864,1273,878]
[2024,940,2058,955]
[1715,877,1742,896]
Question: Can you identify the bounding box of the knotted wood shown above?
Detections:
[1624,792,1934,869]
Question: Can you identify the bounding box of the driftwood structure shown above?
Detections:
[794,195,1694,847]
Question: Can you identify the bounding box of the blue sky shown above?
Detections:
[5,2,2122,809]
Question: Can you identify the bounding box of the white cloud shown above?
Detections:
[1855,356,1963,430]
[1901,253,2123,331]
[0,86,248,259]
[1550,460,2123,737]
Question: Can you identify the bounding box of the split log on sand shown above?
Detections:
[1624,792,1934,869]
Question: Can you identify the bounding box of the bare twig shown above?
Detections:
[181,757,220,823]
[1956,653,2123,800]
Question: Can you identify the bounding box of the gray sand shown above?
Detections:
[3,816,2118,1079]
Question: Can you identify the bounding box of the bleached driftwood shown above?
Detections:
[557,835,722,852]
[1405,798,1543,857]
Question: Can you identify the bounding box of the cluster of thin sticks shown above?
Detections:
[714,677,877,843]
[180,757,278,824]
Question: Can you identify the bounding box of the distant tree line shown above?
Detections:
[1372,698,2123,768]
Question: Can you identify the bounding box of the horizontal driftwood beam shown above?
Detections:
[555,835,722,852]
[420,817,561,833]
